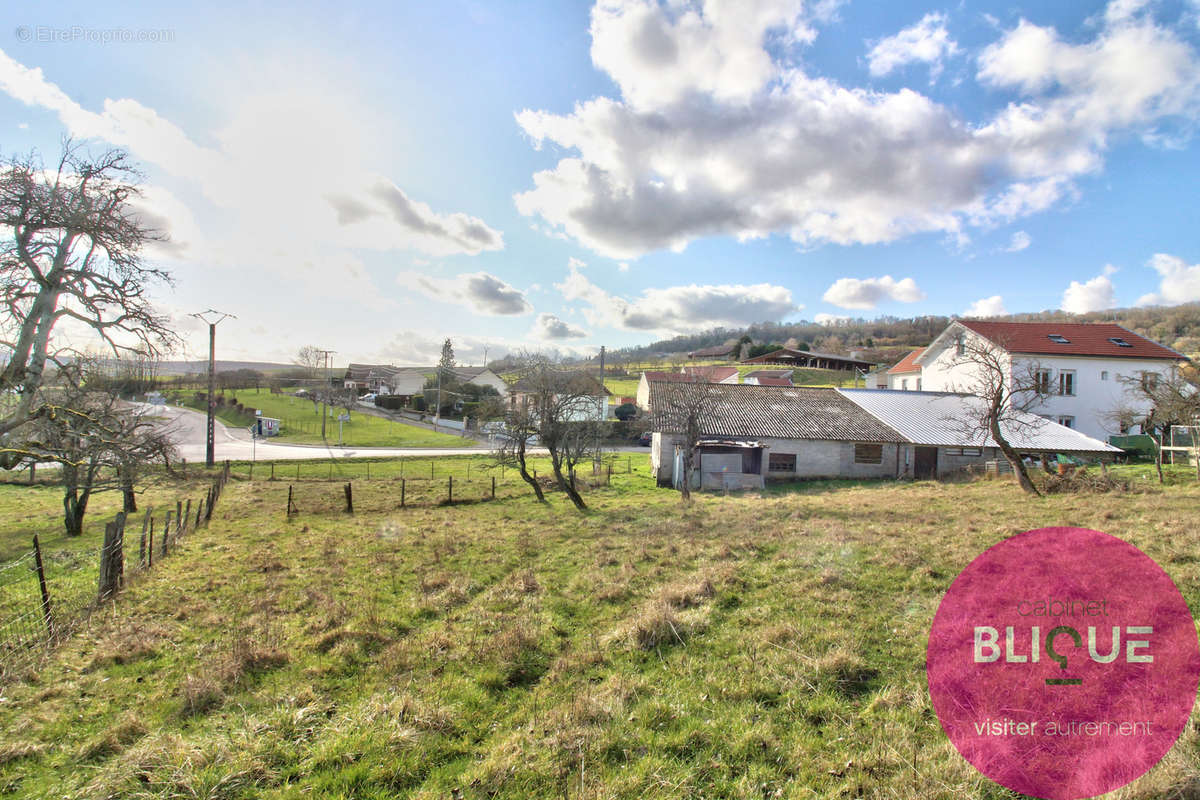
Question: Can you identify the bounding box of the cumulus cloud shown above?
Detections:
[401,271,533,315]
[555,260,796,334]
[1137,252,1200,305]
[0,48,504,263]
[1061,269,1118,313]
[514,0,1200,258]
[822,275,925,309]
[375,330,515,366]
[964,295,1008,317]
[866,13,959,78]
[532,312,589,340]
[1005,231,1032,252]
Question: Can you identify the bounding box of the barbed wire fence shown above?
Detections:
[0,461,231,681]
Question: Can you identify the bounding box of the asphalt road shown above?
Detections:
[140,404,505,462]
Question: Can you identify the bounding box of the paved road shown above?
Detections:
[141,404,506,462]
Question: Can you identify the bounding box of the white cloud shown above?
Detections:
[1137,252,1200,305]
[375,330,514,366]
[1005,231,1032,252]
[814,312,850,324]
[532,313,589,340]
[515,0,1200,259]
[964,295,1008,317]
[399,270,533,315]
[866,13,959,79]
[555,260,796,334]
[1061,271,1117,313]
[618,261,630,272]
[822,275,925,309]
[0,48,504,266]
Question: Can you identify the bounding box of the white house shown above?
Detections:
[916,321,1187,441]
[886,348,923,390]
[509,371,610,422]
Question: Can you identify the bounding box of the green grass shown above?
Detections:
[1,459,1198,798]
[606,365,861,400]
[172,388,470,448]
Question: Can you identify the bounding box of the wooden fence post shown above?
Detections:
[162,511,172,557]
[287,485,298,517]
[194,499,203,528]
[183,499,192,534]
[139,509,151,567]
[32,535,53,638]
[448,475,453,504]
[401,478,405,508]
[430,461,434,479]
[175,501,182,534]
[491,476,496,500]
[147,520,154,568]
[344,482,353,513]
[270,462,275,481]
[98,518,123,601]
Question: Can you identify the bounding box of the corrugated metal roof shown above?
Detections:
[837,389,1121,452]
[649,383,903,442]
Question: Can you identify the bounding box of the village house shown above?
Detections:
[915,321,1186,441]
[885,348,924,390]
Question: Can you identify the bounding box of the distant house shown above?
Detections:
[345,364,508,402]
[741,347,877,372]
[647,383,1117,489]
[886,348,924,391]
[509,371,611,421]
[636,368,737,409]
[743,369,793,386]
[687,343,739,360]
[916,321,1187,440]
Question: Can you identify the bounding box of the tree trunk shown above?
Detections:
[121,468,137,513]
[63,488,89,537]
[990,417,1040,496]
[550,454,587,511]
[515,438,545,503]
[1155,432,1165,484]
[679,446,693,502]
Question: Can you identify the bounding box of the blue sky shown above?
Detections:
[3,0,1199,364]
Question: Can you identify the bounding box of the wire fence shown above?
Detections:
[0,462,231,681]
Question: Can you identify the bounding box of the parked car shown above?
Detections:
[360,393,377,402]
[638,431,652,447]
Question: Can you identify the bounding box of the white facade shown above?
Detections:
[886,371,921,391]
[918,324,1176,441]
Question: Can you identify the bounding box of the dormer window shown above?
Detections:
[1047,334,1070,344]
[1108,337,1132,348]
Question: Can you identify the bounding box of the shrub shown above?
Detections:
[614,402,638,421]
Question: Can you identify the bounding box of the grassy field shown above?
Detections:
[605,365,862,401]
[172,388,470,448]
[0,460,1198,798]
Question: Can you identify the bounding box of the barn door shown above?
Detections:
[914,446,938,479]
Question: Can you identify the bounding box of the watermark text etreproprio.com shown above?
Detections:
[15,25,175,44]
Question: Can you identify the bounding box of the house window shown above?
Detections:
[768,453,796,472]
[1108,337,1132,348]
[945,447,983,457]
[1101,370,1109,381]
[854,443,884,464]
[956,335,966,357]
[1058,370,1075,396]
[1047,334,1071,344]
[901,378,908,390]
[1057,416,1075,428]
[1035,369,1053,395]
[1141,372,1160,392]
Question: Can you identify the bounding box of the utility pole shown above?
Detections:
[595,345,606,470]
[435,369,442,429]
[189,310,235,468]
[318,349,336,439]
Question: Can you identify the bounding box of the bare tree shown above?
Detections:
[650,375,716,501]
[294,345,323,379]
[13,376,176,535]
[490,394,545,503]
[0,144,176,445]
[944,334,1046,495]
[1113,366,1200,483]
[502,354,607,511]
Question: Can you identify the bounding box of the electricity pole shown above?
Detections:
[190,310,235,468]
[318,349,336,439]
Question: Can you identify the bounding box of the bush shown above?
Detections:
[614,402,638,421]
[375,395,407,411]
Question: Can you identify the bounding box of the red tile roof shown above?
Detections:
[957,321,1185,360]
[886,348,924,374]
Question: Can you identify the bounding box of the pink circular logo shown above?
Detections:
[927,527,1200,799]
